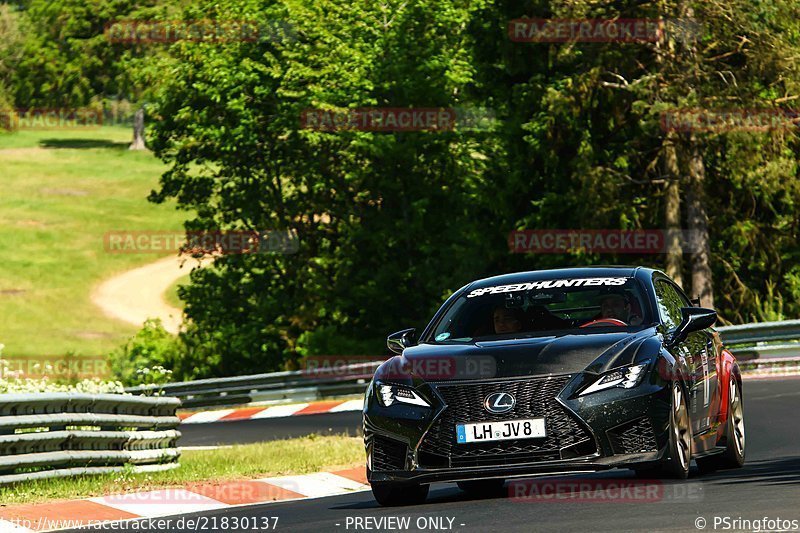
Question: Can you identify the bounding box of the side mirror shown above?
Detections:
[387,328,417,355]
[668,307,717,347]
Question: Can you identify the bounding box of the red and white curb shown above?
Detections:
[0,467,369,532]
[178,398,363,424]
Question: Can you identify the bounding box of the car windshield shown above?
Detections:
[430,276,652,342]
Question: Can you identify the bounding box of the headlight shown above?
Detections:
[377,383,430,407]
[579,364,648,396]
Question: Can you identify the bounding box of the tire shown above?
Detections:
[371,482,429,506]
[457,478,506,497]
[646,382,692,479]
[696,376,745,473]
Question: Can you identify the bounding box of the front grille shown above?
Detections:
[609,418,658,454]
[417,375,595,468]
[372,435,407,471]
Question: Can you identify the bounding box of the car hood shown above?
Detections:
[389,328,661,382]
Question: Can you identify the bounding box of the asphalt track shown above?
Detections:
[73,377,800,532]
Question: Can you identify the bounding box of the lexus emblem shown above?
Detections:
[484,392,515,414]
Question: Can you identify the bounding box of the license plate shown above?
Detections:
[456,418,546,444]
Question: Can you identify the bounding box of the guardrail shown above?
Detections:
[739,356,800,372]
[126,362,381,409]
[0,393,181,484]
[124,321,800,410]
[718,320,800,360]
[717,319,800,344]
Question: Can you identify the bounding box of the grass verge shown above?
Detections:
[0,434,364,505]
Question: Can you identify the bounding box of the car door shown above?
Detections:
[703,330,724,434]
[672,285,719,434]
[653,278,714,435]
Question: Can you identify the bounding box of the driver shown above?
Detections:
[493,305,524,334]
[599,290,643,326]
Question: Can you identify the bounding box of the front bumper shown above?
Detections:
[367,451,661,484]
[363,372,672,485]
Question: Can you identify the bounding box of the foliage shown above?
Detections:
[10,0,157,107]
[0,375,126,394]
[294,326,383,360]
[144,0,496,374]
[108,319,182,385]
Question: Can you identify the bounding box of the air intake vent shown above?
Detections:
[372,435,407,471]
[609,418,658,454]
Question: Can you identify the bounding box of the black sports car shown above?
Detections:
[363,267,745,506]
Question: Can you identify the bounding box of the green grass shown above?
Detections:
[164,273,191,310]
[0,434,364,505]
[0,125,187,358]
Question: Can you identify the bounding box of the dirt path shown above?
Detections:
[91,255,207,334]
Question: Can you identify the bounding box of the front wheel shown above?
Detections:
[371,482,429,506]
[641,383,692,479]
[664,382,692,478]
[697,376,745,473]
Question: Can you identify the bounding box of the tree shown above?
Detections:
[146,0,495,375]
[9,0,172,141]
[130,107,145,149]
[472,0,800,322]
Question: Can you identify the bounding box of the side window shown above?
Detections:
[654,280,686,330]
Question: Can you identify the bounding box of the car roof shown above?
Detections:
[466,266,658,290]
